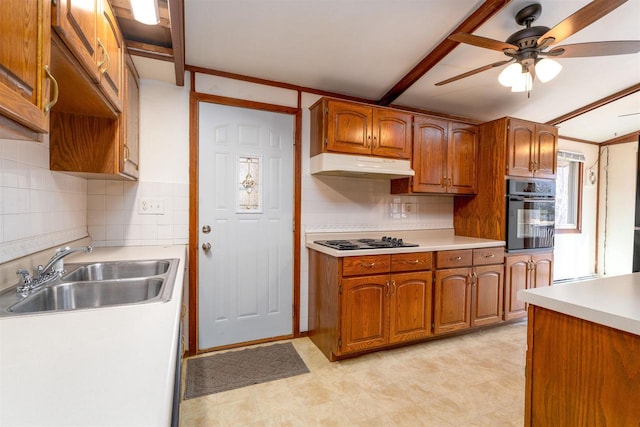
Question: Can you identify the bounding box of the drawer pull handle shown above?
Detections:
[44,66,58,114]
[405,260,420,264]
[360,262,376,268]
[451,256,462,261]
[485,254,495,258]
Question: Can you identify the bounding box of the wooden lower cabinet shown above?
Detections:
[434,248,504,335]
[390,271,433,343]
[504,251,553,320]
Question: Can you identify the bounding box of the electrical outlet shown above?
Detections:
[404,202,414,214]
[139,198,165,215]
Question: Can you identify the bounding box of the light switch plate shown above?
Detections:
[139,198,165,215]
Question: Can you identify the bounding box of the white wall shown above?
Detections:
[553,139,599,280]
[597,141,638,276]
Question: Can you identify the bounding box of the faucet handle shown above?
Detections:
[16,268,33,292]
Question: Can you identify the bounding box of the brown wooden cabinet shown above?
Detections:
[433,247,504,334]
[507,118,557,179]
[0,0,52,135]
[49,54,140,180]
[504,251,553,320]
[309,250,432,360]
[310,98,412,159]
[391,115,477,195]
[52,0,122,112]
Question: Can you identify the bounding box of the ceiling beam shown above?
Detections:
[168,0,185,86]
[546,83,640,125]
[377,0,512,106]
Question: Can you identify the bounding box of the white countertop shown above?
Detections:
[305,229,504,257]
[0,245,187,427]
[518,273,640,336]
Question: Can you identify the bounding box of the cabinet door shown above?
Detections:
[340,275,389,354]
[372,109,412,159]
[412,115,447,193]
[0,0,51,133]
[533,125,557,179]
[472,265,503,327]
[389,271,432,343]
[326,100,372,155]
[532,252,553,288]
[504,255,530,320]
[97,0,123,112]
[434,268,471,334]
[447,122,478,194]
[506,119,535,177]
[52,0,100,82]
[121,56,139,179]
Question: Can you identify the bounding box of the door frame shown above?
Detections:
[188,90,301,355]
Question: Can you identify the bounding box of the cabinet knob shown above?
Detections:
[202,242,212,253]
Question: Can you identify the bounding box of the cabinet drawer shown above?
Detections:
[342,255,390,276]
[436,249,473,269]
[391,252,432,272]
[473,247,505,266]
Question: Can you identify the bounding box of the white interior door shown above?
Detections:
[198,102,294,349]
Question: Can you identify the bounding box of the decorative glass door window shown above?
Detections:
[237,155,262,212]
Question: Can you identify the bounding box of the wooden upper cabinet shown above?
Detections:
[448,122,478,194]
[392,115,477,195]
[0,0,51,134]
[412,116,448,192]
[371,108,412,159]
[310,98,411,159]
[97,0,123,112]
[121,55,140,179]
[326,100,372,155]
[507,118,557,178]
[51,0,122,112]
[534,125,558,179]
[52,0,100,83]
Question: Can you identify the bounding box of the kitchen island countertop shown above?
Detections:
[0,245,187,427]
[518,273,640,335]
[306,228,504,257]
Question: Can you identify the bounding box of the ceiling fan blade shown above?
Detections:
[537,0,629,46]
[548,41,640,58]
[449,33,519,52]
[435,59,514,86]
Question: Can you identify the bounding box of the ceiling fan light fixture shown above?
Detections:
[536,58,562,83]
[510,72,533,93]
[498,63,523,87]
[131,0,159,25]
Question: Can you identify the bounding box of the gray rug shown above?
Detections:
[184,342,309,399]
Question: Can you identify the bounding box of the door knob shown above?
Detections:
[202,242,211,252]
[202,225,211,234]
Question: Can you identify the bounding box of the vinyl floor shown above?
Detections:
[179,321,527,426]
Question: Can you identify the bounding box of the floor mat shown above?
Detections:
[184,342,309,399]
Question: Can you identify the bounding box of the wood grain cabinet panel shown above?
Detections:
[504,251,553,320]
[310,98,411,159]
[391,252,432,272]
[434,247,505,335]
[340,274,389,354]
[391,115,478,195]
[342,254,390,277]
[0,0,51,134]
[507,118,557,178]
[97,0,123,112]
[389,271,433,343]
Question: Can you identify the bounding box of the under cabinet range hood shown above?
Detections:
[310,153,414,179]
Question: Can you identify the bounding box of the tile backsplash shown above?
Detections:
[0,137,87,263]
[86,180,189,247]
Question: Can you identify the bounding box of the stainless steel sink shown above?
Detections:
[62,260,171,281]
[8,278,165,313]
[0,258,179,317]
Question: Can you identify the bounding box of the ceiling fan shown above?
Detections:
[436,0,640,92]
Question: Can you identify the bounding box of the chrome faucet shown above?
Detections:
[16,246,93,293]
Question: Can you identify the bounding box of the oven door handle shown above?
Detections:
[522,197,555,202]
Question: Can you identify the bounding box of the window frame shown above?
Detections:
[555,156,583,234]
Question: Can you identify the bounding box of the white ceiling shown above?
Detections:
[177,0,640,143]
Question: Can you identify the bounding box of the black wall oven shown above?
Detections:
[506,178,555,252]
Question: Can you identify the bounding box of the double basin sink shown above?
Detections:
[0,258,179,317]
